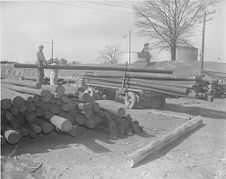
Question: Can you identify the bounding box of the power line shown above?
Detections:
[44,1,131,14]
[1,39,50,44]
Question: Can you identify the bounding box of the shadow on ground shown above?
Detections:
[1,126,113,156]
[1,125,154,157]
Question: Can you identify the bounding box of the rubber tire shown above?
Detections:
[85,87,96,98]
[124,92,137,109]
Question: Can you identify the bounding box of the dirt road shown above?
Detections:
[1,98,226,179]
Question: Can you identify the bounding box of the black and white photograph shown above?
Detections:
[0,0,225,178]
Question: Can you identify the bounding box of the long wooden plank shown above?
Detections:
[126,115,202,168]
[1,79,41,89]
[84,73,195,81]
[14,63,173,74]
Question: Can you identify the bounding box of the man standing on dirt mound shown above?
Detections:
[36,45,57,84]
[137,43,152,65]
[141,43,152,65]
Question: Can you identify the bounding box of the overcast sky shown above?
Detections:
[1,0,226,64]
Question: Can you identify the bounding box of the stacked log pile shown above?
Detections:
[207,80,226,99]
[188,76,210,100]
[1,80,143,145]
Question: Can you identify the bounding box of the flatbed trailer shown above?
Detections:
[84,80,175,109]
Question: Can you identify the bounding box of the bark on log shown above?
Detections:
[28,122,41,134]
[61,104,70,112]
[1,99,12,110]
[41,90,52,102]
[126,116,203,167]
[58,111,74,123]
[17,127,29,137]
[74,114,87,125]
[61,96,71,103]
[68,101,77,110]
[3,125,21,144]
[19,105,27,113]
[7,120,20,129]
[25,112,37,122]
[9,107,19,116]
[67,110,78,118]
[13,96,26,108]
[49,105,60,114]
[36,108,44,117]
[3,111,16,121]
[16,115,25,125]
[27,128,38,139]
[49,115,72,132]
[25,102,36,112]
[1,134,6,144]
[83,108,93,118]
[98,102,126,117]
[35,118,54,134]
[55,85,65,94]
[85,118,96,128]
[78,92,90,102]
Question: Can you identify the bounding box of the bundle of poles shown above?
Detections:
[1,80,143,145]
[83,73,196,97]
[14,63,211,99]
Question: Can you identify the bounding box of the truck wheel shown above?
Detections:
[124,92,137,109]
[85,87,96,98]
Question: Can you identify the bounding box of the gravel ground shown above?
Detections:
[1,98,226,179]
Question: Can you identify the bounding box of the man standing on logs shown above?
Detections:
[36,45,57,84]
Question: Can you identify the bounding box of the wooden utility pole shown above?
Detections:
[51,39,54,59]
[200,9,215,74]
[129,30,131,64]
[201,12,206,74]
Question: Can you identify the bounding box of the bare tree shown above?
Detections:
[133,0,210,61]
[98,46,121,64]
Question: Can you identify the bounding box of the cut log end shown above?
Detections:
[4,129,21,144]
[125,158,134,168]
[61,121,73,132]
